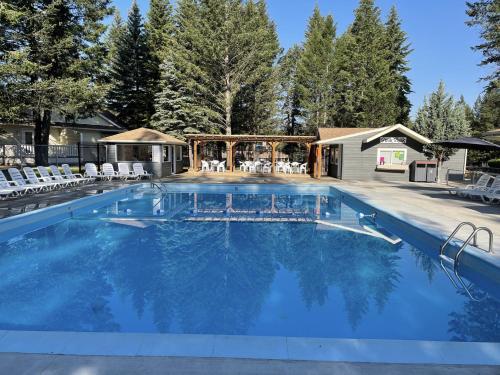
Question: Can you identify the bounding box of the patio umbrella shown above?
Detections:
[432,137,500,151]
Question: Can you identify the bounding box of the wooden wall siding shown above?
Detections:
[332,129,465,181]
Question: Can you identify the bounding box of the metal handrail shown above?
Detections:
[440,222,477,256]
[439,222,494,302]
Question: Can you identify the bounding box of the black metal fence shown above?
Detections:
[0,143,106,172]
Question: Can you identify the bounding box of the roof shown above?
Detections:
[316,128,381,144]
[316,124,432,145]
[186,134,317,143]
[483,129,500,141]
[0,111,125,133]
[98,128,187,145]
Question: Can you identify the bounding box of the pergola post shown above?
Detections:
[226,141,232,171]
[231,142,237,172]
[271,142,277,174]
[315,144,323,179]
[193,140,199,171]
[305,143,311,175]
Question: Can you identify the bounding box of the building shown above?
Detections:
[316,124,466,181]
[99,127,187,178]
[0,112,125,165]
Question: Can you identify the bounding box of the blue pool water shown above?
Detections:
[0,184,499,342]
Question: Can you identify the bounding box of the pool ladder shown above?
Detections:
[439,222,494,301]
[150,181,168,193]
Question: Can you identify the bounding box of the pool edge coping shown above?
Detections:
[0,330,499,365]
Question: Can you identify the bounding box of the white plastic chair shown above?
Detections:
[262,163,272,173]
[283,163,292,174]
[299,163,307,174]
[0,170,30,197]
[210,160,219,172]
[118,163,141,180]
[449,174,492,197]
[84,163,105,180]
[217,161,226,172]
[480,176,500,203]
[132,163,152,179]
[201,160,210,172]
[38,166,74,187]
[102,163,120,180]
[23,167,61,190]
[276,161,284,173]
[62,164,94,184]
[7,168,41,193]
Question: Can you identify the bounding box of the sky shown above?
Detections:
[113,0,490,117]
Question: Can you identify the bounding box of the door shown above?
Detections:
[331,145,342,179]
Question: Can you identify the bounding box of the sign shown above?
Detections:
[380,137,407,144]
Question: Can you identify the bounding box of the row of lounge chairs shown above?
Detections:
[0,164,93,199]
[0,162,152,199]
[83,163,152,181]
[449,174,500,204]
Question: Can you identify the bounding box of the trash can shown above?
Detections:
[410,161,438,182]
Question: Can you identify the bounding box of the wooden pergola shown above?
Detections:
[186,134,321,177]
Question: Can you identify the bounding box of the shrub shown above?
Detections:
[487,159,500,168]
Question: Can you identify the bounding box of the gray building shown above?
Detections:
[316,124,466,181]
[99,128,186,178]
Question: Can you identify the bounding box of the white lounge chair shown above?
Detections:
[61,164,94,184]
[217,161,226,172]
[0,170,30,198]
[84,163,106,180]
[118,163,141,180]
[132,163,153,179]
[101,163,121,180]
[23,166,61,190]
[481,177,500,204]
[8,168,43,193]
[38,166,74,187]
[449,174,492,197]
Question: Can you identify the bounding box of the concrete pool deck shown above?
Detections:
[1,353,499,375]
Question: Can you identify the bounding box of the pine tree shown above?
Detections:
[333,0,397,128]
[146,0,174,93]
[0,0,112,165]
[107,1,154,129]
[384,6,412,124]
[162,0,280,135]
[296,6,336,134]
[105,10,125,73]
[414,81,471,180]
[277,45,303,135]
[471,88,500,134]
[151,59,207,138]
[231,0,281,135]
[466,0,500,84]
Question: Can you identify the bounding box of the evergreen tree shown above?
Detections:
[0,0,112,165]
[231,0,281,135]
[107,1,154,129]
[105,10,125,73]
[414,81,471,180]
[333,0,397,128]
[466,0,500,84]
[146,0,174,92]
[472,88,500,135]
[151,59,207,138]
[162,0,280,135]
[384,6,412,124]
[296,6,336,134]
[277,45,303,135]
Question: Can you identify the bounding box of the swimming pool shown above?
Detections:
[0,183,498,345]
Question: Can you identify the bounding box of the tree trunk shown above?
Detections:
[34,109,51,166]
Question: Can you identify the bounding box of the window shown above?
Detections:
[176,146,182,161]
[377,148,407,166]
[23,131,33,145]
